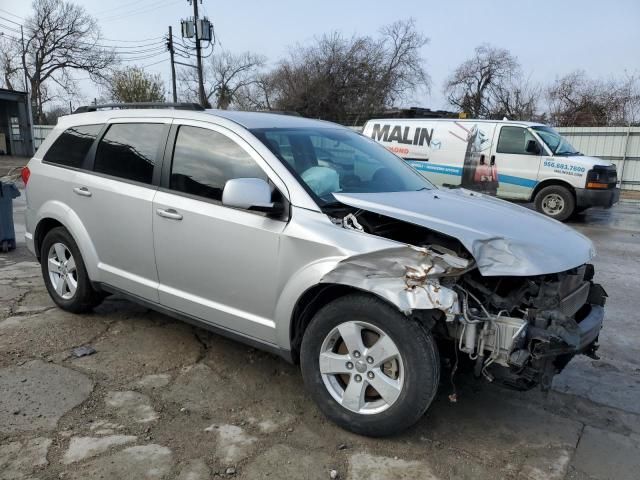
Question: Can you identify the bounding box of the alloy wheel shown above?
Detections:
[319,321,404,415]
[47,242,78,300]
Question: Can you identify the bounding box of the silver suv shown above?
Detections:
[24,104,606,436]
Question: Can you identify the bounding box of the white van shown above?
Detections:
[362,119,620,221]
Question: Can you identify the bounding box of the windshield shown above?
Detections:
[531,126,580,156]
[250,127,433,205]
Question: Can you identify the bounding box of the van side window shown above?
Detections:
[169,126,267,202]
[497,126,539,155]
[43,124,103,168]
[94,123,165,184]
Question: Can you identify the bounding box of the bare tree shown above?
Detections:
[491,77,541,121]
[547,71,640,126]
[106,66,166,103]
[179,51,266,109]
[22,0,117,122]
[266,18,429,123]
[0,37,24,91]
[444,44,519,118]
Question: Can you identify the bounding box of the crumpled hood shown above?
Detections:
[333,188,595,276]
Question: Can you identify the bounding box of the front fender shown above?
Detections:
[273,244,471,349]
[34,200,100,281]
[274,256,345,348]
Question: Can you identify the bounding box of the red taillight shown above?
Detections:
[21,166,30,185]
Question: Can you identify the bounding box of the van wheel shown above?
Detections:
[41,227,104,313]
[534,185,575,221]
[300,294,439,437]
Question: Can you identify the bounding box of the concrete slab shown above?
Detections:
[205,424,257,464]
[416,387,582,477]
[105,391,159,423]
[571,426,640,480]
[348,453,437,480]
[0,437,51,480]
[62,435,137,464]
[67,444,173,480]
[553,358,640,416]
[0,360,93,434]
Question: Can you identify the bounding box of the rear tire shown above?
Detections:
[534,185,575,221]
[300,294,440,437]
[41,227,104,313]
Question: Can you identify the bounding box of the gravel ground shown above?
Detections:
[1,182,639,480]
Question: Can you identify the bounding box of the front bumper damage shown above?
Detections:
[320,243,605,391]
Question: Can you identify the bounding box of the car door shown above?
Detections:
[491,125,543,200]
[72,119,170,301]
[152,120,287,344]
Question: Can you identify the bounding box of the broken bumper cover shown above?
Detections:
[575,305,604,352]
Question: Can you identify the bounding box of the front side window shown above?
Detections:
[251,127,432,204]
[496,126,540,155]
[43,124,103,168]
[94,123,164,184]
[532,126,579,156]
[169,126,267,202]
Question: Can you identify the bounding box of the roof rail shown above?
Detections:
[73,102,205,113]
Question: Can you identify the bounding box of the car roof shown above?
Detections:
[56,108,343,130]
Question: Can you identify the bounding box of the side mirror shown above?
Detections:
[526,140,541,155]
[222,178,279,212]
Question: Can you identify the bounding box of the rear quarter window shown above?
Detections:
[43,124,103,168]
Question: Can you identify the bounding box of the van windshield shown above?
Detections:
[532,126,580,156]
[251,127,433,205]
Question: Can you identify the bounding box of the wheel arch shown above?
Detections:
[530,178,576,203]
[32,201,100,280]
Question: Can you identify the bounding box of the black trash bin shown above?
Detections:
[0,181,20,253]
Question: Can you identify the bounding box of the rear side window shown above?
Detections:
[169,126,267,202]
[94,123,165,184]
[43,124,103,168]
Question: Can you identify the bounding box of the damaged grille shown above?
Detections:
[559,282,590,317]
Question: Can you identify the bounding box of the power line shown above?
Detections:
[102,0,180,23]
[0,22,21,34]
[0,14,21,26]
[0,8,24,21]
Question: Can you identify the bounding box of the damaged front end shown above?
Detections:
[322,205,606,391]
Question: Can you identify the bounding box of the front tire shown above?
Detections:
[534,185,575,221]
[41,227,104,313]
[300,294,440,437]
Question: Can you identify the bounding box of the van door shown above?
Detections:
[491,125,543,200]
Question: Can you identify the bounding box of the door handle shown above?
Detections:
[156,208,183,220]
[490,155,496,165]
[73,186,92,197]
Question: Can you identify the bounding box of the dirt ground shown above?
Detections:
[1,178,640,479]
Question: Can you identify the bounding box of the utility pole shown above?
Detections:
[167,26,178,103]
[192,0,206,107]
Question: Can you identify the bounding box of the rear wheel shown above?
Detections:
[534,185,575,221]
[300,294,439,437]
[41,227,104,313]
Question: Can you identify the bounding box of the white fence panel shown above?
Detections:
[33,125,54,150]
[557,126,640,191]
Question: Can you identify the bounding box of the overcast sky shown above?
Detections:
[2,0,639,111]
